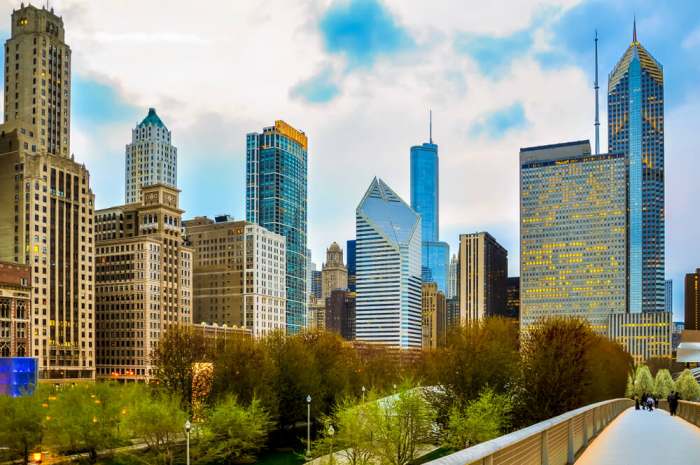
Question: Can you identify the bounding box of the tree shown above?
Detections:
[152,325,209,412]
[633,365,655,397]
[675,369,700,401]
[445,388,512,449]
[0,390,44,464]
[368,386,436,465]
[124,387,187,465]
[44,383,125,463]
[324,395,378,465]
[199,395,272,464]
[653,369,675,398]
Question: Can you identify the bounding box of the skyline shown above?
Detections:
[2,0,698,320]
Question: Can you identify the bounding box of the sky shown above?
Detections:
[1,0,698,320]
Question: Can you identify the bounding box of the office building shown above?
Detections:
[520,140,627,332]
[311,270,322,300]
[347,239,356,293]
[95,184,192,381]
[246,120,308,333]
[665,279,673,314]
[422,282,446,349]
[410,119,449,293]
[0,261,31,357]
[308,296,326,331]
[505,277,520,320]
[448,254,458,299]
[0,5,95,381]
[686,269,700,331]
[608,311,672,364]
[356,177,422,349]
[183,216,286,338]
[457,232,507,324]
[125,108,177,204]
[608,23,665,312]
[446,297,459,330]
[326,289,355,341]
[321,242,347,299]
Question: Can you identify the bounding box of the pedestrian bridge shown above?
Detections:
[425,398,700,465]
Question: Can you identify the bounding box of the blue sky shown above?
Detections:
[3,0,697,320]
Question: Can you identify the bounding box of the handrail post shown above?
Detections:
[592,408,598,435]
[582,411,589,447]
[567,418,574,464]
[541,430,549,465]
[483,455,493,465]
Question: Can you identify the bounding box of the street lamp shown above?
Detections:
[361,385,366,403]
[184,420,191,465]
[327,425,335,465]
[306,395,312,457]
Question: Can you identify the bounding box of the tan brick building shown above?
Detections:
[0,261,31,357]
[422,282,446,350]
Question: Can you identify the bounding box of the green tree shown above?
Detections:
[199,396,272,464]
[675,369,700,401]
[325,395,379,465]
[653,369,675,398]
[44,383,125,463]
[633,365,655,397]
[445,388,512,449]
[124,387,187,465]
[0,390,43,464]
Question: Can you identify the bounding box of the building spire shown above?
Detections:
[594,30,600,155]
[633,15,637,42]
[429,109,433,144]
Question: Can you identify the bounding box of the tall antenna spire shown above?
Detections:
[594,30,600,155]
[429,109,433,144]
[633,15,637,42]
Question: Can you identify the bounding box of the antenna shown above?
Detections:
[594,30,600,155]
[429,109,433,144]
[633,15,637,42]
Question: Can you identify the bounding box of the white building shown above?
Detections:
[356,178,422,349]
[125,108,177,204]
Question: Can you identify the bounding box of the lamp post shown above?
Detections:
[327,425,335,465]
[184,420,191,465]
[306,395,312,457]
[361,385,366,403]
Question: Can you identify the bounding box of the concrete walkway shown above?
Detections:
[576,407,700,464]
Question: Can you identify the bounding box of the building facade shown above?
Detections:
[457,232,507,324]
[246,120,308,333]
[311,270,322,300]
[321,242,347,300]
[94,185,192,382]
[0,262,31,357]
[608,25,665,313]
[607,311,672,364]
[505,277,520,320]
[0,5,95,381]
[125,108,177,204]
[421,282,446,350]
[446,297,459,330]
[326,289,355,341]
[356,178,422,349]
[665,279,673,314]
[686,269,700,331]
[347,240,356,293]
[448,254,458,299]
[519,141,627,332]
[183,216,286,338]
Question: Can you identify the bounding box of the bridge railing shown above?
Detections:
[425,398,633,465]
[659,399,700,426]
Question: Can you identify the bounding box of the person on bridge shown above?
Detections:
[646,396,654,411]
[641,393,648,410]
[634,395,640,410]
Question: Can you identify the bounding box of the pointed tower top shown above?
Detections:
[633,16,637,43]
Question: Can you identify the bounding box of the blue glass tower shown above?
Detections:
[246,120,308,333]
[410,113,449,293]
[608,23,665,313]
[346,239,356,293]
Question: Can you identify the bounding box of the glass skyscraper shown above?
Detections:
[246,120,308,333]
[346,239,356,293]
[410,133,449,294]
[608,25,665,313]
[356,178,422,349]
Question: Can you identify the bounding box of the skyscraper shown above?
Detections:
[447,254,458,299]
[457,232,508,323]
[665,279,673,314]
[505,277,520,320]
[246,120,308,333]
[608,23,665,313]
[685,270,700,331]
[346,239,357,293]
[321,242,347,299]
[421,282,446,349]
[356,178,422,349]
[125,108,177,204]
[0,4,95,381]
[519,140,627,332]
[410,115,449,293]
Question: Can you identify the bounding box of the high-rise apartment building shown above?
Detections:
[0,261,31,357]
[321,242,347,300]
[421,282,446,350]
[0,5,95,381]
[183,216,286,338]
[410,124,449,294]
[665,279,673,314]
[608,311,672,364]
[356,178,422,349]
[686,270,700,331]
[346,240,356,293]
[457,232,507,324]
[125,108,177,204]
[447,254,458,299]
[505,277,520,320]
[608,24,665,313]
[94,184,192,382]
[246,120,308,333]
[519,141,627,332]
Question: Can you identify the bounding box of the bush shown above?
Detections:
[675,369,700,401]
[653,369,675,398]
[445,388,512,449]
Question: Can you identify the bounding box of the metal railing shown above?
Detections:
[426,398,633,465]
[659,399,700,426]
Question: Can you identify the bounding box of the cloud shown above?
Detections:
[319,0,414,68]
[470,102,529,138]
[455,30,532,76]
[290,67,341,104]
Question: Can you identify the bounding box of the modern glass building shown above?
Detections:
[346,239,356,293]
[519,140,628,332]
[246,120,308,333]
[410,137,449,293]
[356,178,422,349]
[608,24,665,313]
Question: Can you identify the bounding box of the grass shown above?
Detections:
[255,449,306,465]
[410,446,455,465]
